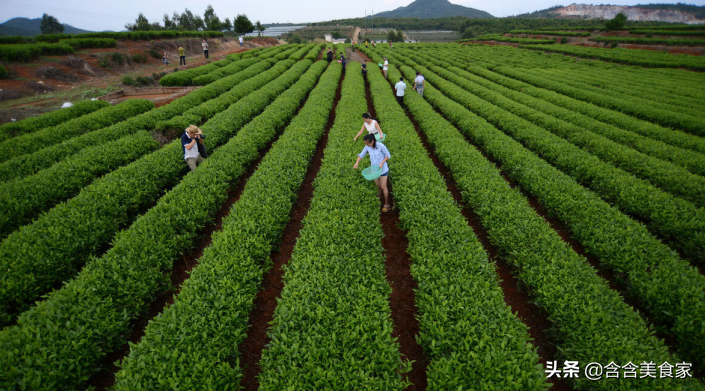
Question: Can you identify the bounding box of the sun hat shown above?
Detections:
[185,125,202,135]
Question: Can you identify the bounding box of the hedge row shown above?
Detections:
[525,67,704,119]
[114,61,337,390]
[526,66,705,114]
[491,66,705,155]
[274,44,304,60]
[0,59,273,183]
[388,53,705,373]
[417,50,705,206]
[519,43,705,71]
[0,60,316,391]
[509,29,591,36]
[628,25,705,31]
[380,52,702,389]
[0,36,28,44]
[630,30,705,36]
[191,56,260,85]
[462,65,705,177]
[0,99,109,139]
[362,54,547,389]
[0,42,73,62]
[503,58,705,136]
[256,44,293,59]
[590,36,705,46]
[157,59,285,131]
[0,131,160,240]
[35,30,223,43]
[258,64,408,390]
[0,59,304,328]
[288,43,317,60]
[159,57,232,86]
[451,43,705,101]
[526,64,705,111]
[466,34,556,44]
[392,48,705,266]
[57,38,117,49]
[304,43,326,61]
[0,99,155,163]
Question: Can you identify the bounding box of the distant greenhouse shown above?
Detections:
[245,25,306,37]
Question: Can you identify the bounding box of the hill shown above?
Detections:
[372,0,493,19]
[0,17,93,37]
[512,3,704,23]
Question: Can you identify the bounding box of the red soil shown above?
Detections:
[237,68,344,390]
[361,62,428,390]
[86,124,281,390]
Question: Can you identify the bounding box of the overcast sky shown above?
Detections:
[1,0,704,31]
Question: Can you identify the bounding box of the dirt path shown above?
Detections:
[353,27,361,43]
[0,38,278,119]
[365,51,572,388]
[362,71,428,390]
[237,69,344,391]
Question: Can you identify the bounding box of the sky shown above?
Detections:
[1,0,704,31]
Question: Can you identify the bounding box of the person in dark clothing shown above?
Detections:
[326,47,333,63]
[361,60,367,77]
[340,53,347,74]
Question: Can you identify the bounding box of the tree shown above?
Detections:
[396,30,405,42]
[288,33,302,44]
[179,9,196,31]
[194,15,206,31]
[332,31,342,39]
[40,13,64,35]
[223,18,233,36]
[605,12,627,31]
[256,21,265,37]
[234,14,255,35]
[387,30,396,42]
[204,5,222,31]
[125,13,152,31]
[163,14,176,30]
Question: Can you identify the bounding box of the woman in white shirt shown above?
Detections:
[354,113,384,142]
[354,134,392,212]
[383,58,389,79]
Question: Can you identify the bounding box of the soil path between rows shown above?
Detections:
[396,44,693,384]
[236,67,344,391]
[86,65,314,390]
[360,47,572,390]
[361,56,428,390]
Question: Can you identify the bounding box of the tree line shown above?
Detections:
[312,16,679,40]
[125,5,264,36]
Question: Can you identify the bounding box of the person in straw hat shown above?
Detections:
[181,124,205,171]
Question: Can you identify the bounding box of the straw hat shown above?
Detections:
[185,125,202,135]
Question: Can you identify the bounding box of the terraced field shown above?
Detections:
[0,41,703,391]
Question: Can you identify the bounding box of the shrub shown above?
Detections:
[121,75,138,86]
[288,33,303,44]
[0,36,28,44]
[148,48,161,59]
[0,65,6,79]
[136,76,152,85]
[560,37,568,44]
[57,38,116,50]
[131,53,147,63]
[35,66,78,82]
[99,52,131,68]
